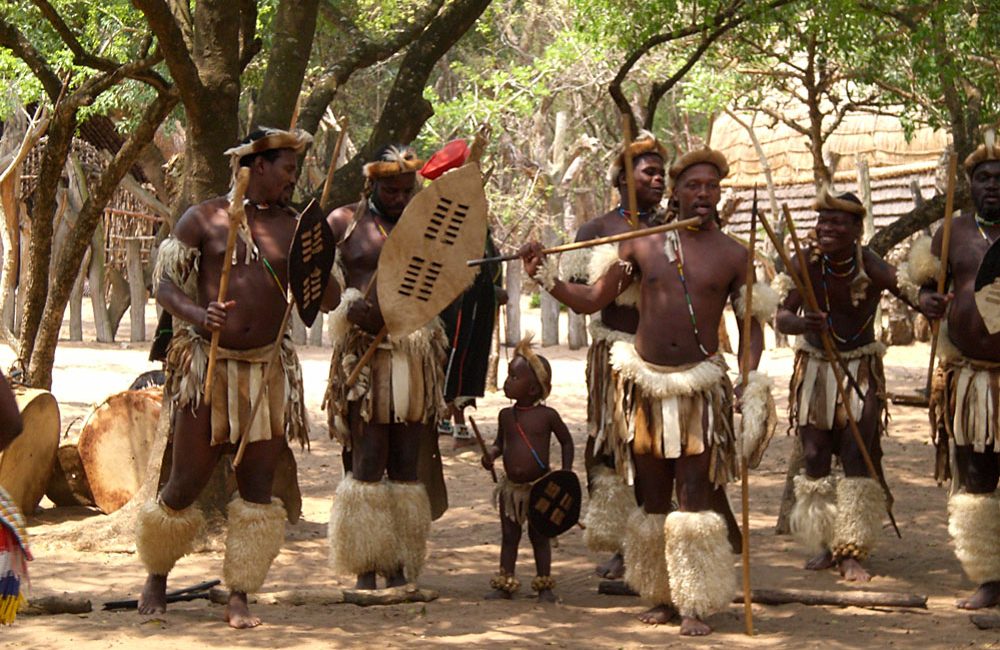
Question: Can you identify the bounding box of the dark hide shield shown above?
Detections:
[289,199,336,327]
[528,470,581,537]
[975,237,1000,335]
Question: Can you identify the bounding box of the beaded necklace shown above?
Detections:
[616,205,652,225]
[367,198,391,239]
[822,253,856,278]
[976,216,998,245]
[673,234,710,357]
[819,256,873,344]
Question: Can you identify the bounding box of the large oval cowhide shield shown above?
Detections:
[377,163,488,339]
[975,237,1000,335]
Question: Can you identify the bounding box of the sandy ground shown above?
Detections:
[4,301,1000,649]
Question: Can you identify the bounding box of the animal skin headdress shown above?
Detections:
[814,186,870,306]
[606,130,668,186]
[223,127,313,178]
[964,128,1000,175]
[514,333,552,401]
[667,147,729,193]
[363,144,425,180]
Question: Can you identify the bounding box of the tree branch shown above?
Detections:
[133,0,203,102]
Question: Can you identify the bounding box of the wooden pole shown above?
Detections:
[466,217,700,266]
[320,116,349,211]
[468,416,498,483]
[924,151,958,396]
[621,114,639,229]
[773,208,899,536]
[204,167,251,402]
[738,190,757,636]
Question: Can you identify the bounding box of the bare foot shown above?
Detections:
[957,581,1000,609]
[225,592,261,629]
[385,570,408,588]
[805,550,836,571]
[355,572,377,590]
[138,574,167,615]
[637,604,678,625]
[839,557,872,582]
[484,589,512,600]
[595,553,625,579]
[537,589,557,603]
[679,615,712,636]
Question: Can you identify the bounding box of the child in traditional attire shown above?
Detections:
[481,336,574,602]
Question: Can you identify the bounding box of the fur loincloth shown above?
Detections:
[163,327,309,448]
[609,342,736,487]
[586,317,635,455]
[493,474,533,525]
[324,289,448,448]
[789,339,887,435]
[939,355,1000,453]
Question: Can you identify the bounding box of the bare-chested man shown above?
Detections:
[563,133,666,583]
[776,189,919,582]
[324,144,446,590]
[914,138,1000,609]
[522,148,775,636]
[136,128,313,628]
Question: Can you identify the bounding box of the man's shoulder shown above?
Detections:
[575,212,618,241]
[327,202,361,237]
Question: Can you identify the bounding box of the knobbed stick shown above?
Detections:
[738,190,758,637]
[468,416,498,483]
[777,208,900,538]
[924,151,958,396]
[736,588,927,609]
[205,167,251,402]
[466,217,701,266]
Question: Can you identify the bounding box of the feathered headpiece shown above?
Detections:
[363,144,425,180]
[606,130,668,186]
[513,333,551,401]
[964,128,1000,175]
[667,147,729,192]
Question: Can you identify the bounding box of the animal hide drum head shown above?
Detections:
[528,470,582,538]
[289,199,337,327]
[377,163,488,340]
[975,237,1000,335]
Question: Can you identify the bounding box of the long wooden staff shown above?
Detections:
[621,114,640,229]
[320,116,349,210]
[761,208,900,537]
[468,416,498,483]
[738,190,758,636]
[204,167,251,402]
[467,217,700,266]
[924,151,958,396]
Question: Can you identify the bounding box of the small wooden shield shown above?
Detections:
[289,199,336,327]
[528,470,582,538]
[975,238,1000,335]
[377,164,488,339]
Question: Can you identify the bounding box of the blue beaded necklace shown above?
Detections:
[819,254,873,344]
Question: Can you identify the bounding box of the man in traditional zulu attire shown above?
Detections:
[776,189,919,582]
[910,134,1000,609]
[136,128,312,628]
[521,147,776,636]
[557,132,666,583]
[323,144,447,590]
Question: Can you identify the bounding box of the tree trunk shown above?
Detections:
[868,188,971,257]
[126,238,147,342]
[252,0,319,130]
[68,248,89,342]
[567,312,587,349]
[308,313,324,346]
[505,260,522,346]
[88,226,114,344]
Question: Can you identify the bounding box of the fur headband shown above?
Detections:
[224,127,313,167]
[813,186,866,217]
[606,130,668,186]
[363,144,425,179]
[514,333,552,400]
[964,129,1000,175]
[667,147,729,191]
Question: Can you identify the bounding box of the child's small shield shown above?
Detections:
[528,470,582,538]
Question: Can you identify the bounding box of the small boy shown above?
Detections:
[482,336,574,603]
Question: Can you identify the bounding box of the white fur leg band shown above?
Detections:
[135,499,205,576]
[948,493,1000,585]
[734,281,780,325]
[770,272,795,305]
[738,371,777,468]
[664,510,734,620]
[897,235,941,304]
[388,481,432,582]
[790,475,837,554]
[583,465,634,554]
[623,508,671,605]
[328,476,399,577]
[223,497,286,594]
[830,477,884,561]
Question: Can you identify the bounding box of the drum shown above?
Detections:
[0,388,60,514]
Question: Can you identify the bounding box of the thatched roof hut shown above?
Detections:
[709,111,949,241]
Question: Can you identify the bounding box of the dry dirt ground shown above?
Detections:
[4,303,1000,649]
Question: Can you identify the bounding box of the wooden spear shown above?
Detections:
[738,188,758,636]
[621,113,640,229]
[924,150,958,396]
